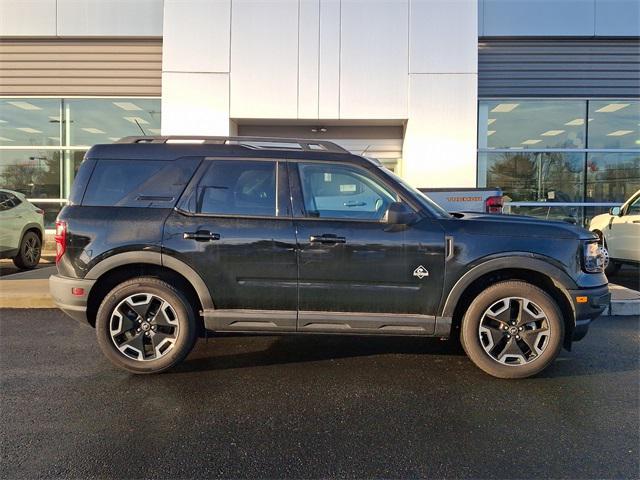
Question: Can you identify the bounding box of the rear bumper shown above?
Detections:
[568,284,610,342]
[49,274,95,325]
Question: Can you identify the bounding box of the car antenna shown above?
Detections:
[134,119,147,135]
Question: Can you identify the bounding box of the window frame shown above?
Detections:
[288,159,418,223]
[175,157,291,220]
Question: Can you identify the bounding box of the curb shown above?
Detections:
[609,300,640,317]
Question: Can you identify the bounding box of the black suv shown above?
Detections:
[50,136,609,378]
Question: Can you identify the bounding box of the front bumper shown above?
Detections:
[49,274,95,325]
[568,284,610,342]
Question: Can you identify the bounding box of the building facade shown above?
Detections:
[0,0,639,228]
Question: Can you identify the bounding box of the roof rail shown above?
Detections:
[116,135,350,154]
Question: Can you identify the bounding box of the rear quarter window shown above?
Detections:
[82,157,201,208]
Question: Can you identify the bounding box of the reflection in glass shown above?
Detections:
[31,201,66,229]
[0,99,62,147]
[587,100,640,149]
[586,152,640,201]
[479,100,586,150]
[66,98,161,146]
[479,152,584,202]
[0,150,61,198]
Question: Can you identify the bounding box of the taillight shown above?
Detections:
[55,220,67,264]
[485,195,503,213]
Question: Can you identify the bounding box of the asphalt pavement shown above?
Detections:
[1,309,638,479]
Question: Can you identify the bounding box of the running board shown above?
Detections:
[202,309,439,335]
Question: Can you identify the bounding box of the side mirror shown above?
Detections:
[609,206,622,216]
[386,202,417,225]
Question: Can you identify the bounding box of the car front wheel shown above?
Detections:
[95,277,198,374]
[461,281,564,379]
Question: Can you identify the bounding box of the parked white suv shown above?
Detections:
[0,189,45,269]
[590,189,640,276]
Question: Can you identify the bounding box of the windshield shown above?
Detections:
[383,168,451,218]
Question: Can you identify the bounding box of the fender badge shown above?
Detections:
[413,265,429,279]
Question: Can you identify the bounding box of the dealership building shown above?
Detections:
[0,0,638,227]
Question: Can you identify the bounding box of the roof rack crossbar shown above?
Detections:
[116,136,350,154]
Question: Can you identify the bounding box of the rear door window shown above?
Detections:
[187,160,277,217]
[82,157,200,207]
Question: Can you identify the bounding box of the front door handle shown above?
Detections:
[632,220,640,224]
[183,230,221,242]
[309,234,346,244]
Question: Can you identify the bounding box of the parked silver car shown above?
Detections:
[0,189,45,269]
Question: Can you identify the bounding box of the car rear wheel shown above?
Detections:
[461,281,564,379]
[12,231,41,270]
[96,277,198,374]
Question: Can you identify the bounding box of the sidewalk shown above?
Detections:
[1,264,638,316]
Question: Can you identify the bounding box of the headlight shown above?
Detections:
[583,240,604,273]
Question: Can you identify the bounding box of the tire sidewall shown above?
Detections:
[96,278,197,374]
[461,282,564,379]
[14,231,41,269]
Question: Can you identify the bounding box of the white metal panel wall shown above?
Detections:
[56,0,163,36]
[0,0,56,36]
[163,0,230,73]
[298,0,320,118]
[318,0,341,118]
[339,0,409,119]
[230,0,299,119]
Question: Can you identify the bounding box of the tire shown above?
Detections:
[12,231,41,270]
[460,281,564,379]
[95,277,198,374]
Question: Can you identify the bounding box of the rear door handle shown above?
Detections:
[183,230,221,242]
[309,234,346,244]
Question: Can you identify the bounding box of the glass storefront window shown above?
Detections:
[0,149,61,198]
[586,152,640,202]
[66,98,161,146]
[479,151,585,202]
[0,99,62,147]
[587,100,640,149]
[479,100,586,150]
[0,97,160,228]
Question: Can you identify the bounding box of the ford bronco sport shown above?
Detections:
[50,136,610,378]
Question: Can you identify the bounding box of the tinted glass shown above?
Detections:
[83,158,200,207]
[587,100,640,149]
[627,194,640,216]
[0,192,12,211]
[298,163,397,220]
[479,100,586,150]
[195,160,277,216]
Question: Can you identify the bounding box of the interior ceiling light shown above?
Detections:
[607,130,633,136]
[0,119,7,123]
[81,127,106,134]
[487,118,496,125]
[48,136,60,141]
[113,102,142,111]
[0,136,14,141]
[565,118,584,126]
[521,139,541,145]
[108,137,120,142]
[16,127,42,133]
[123,116,149,125]
[7,101,42,111]
[596,103,629,113]
[541,130,565,136]
[491,103,519,113]
[311,127,328,133]
[487,130,496,136]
